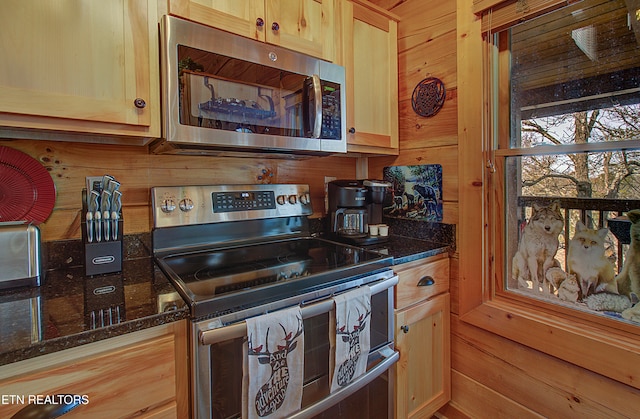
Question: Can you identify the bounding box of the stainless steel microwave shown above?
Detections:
[152,15,347,157]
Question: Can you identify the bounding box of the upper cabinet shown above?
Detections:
[0,0,160,143]
[342,0,399,155]
[167,0,336,62]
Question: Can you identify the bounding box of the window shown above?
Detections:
[492,0,640,329]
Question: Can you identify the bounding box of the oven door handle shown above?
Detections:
[289,345,399,419]
[199,275,398,346]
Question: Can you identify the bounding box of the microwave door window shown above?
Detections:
[177,45,308,138]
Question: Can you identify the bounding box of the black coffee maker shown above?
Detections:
[328,179,391,245]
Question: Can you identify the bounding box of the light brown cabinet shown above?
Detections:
[0,322,189,419]
[0,0,160,143]
[394,254,451,418]
[341,0,399,155]
[167,0,336,62]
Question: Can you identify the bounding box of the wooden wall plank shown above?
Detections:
[451,314,640,418]
[449,370,544,419]
[393,0,456,45]
[399,93,458,150]
[0,139,358,240]
[399,30,458,101]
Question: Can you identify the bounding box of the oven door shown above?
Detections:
[192,274,398,419]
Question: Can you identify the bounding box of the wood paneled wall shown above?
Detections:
[368,0,458,228]
[0,139,357,242]
[369,0,640,417]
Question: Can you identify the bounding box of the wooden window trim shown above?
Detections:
[458,0,640,390]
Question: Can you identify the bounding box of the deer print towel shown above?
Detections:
[243,306,304,419]
[330,286,371,393]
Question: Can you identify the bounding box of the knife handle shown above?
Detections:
[103,211,110,241]
[86,212,94,243]
[95,211,101,242]
[112,212,119,241]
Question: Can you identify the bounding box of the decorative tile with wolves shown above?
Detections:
[382,164,443,222]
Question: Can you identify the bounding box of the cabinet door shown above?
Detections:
[168,0,335,61]
[342,1,399,155]
[265,0,335,61]
[0,0,160,139]
[395,293,451,419]
[168,0,266,42]
[0,323,188,418]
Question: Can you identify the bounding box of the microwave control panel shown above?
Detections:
[321,84,341,140]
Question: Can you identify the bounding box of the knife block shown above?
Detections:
[81,189,123,277]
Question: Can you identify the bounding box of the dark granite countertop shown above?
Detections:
[367,235,452,265]
[312,216,456,264]
[0,234,189,367]
[1,218,454,367]
[379,217,455,264]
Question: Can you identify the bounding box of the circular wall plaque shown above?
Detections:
[411,77,446,117]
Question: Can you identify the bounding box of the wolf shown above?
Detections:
[512,202,564,293]
[615,209,640,298]
[567,221,617,299]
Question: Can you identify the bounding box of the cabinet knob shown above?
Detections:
[256,18,264,27]
[417,276,435,286]
[348,127,356,134]
[401,325,410,334]
[272,22,280,32]
[133,98,146,109]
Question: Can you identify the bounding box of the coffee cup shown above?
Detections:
[378,224,389,236]
[368,224,379,236]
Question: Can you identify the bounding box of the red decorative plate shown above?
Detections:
[0,146,56,224]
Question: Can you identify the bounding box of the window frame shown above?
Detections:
[457,0,640,389]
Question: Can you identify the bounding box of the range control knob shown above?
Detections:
[276,195,286,205]
[299,193,310,205]
[179,198,194,212]
[288,195,297,205]
[161,199,176,213]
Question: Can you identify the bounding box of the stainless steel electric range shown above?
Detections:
[151,184,398,419]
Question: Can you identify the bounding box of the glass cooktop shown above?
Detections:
[156,237,392,318]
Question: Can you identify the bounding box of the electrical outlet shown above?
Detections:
[324,176,337,184]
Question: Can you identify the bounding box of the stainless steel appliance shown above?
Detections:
[151,184,398,418]
[0,222,43,289]
[328,180,368,239]
[328,180,392,246]
[0,289,42,351]
[153,15,347,158]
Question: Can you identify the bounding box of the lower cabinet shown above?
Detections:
[394,255,451,418]
[0,321,188,419]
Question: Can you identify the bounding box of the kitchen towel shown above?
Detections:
[243,305,304,419]
[330,286,371,393]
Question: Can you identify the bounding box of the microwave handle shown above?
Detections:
[310,74,323,138]
[199,274,398,346]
